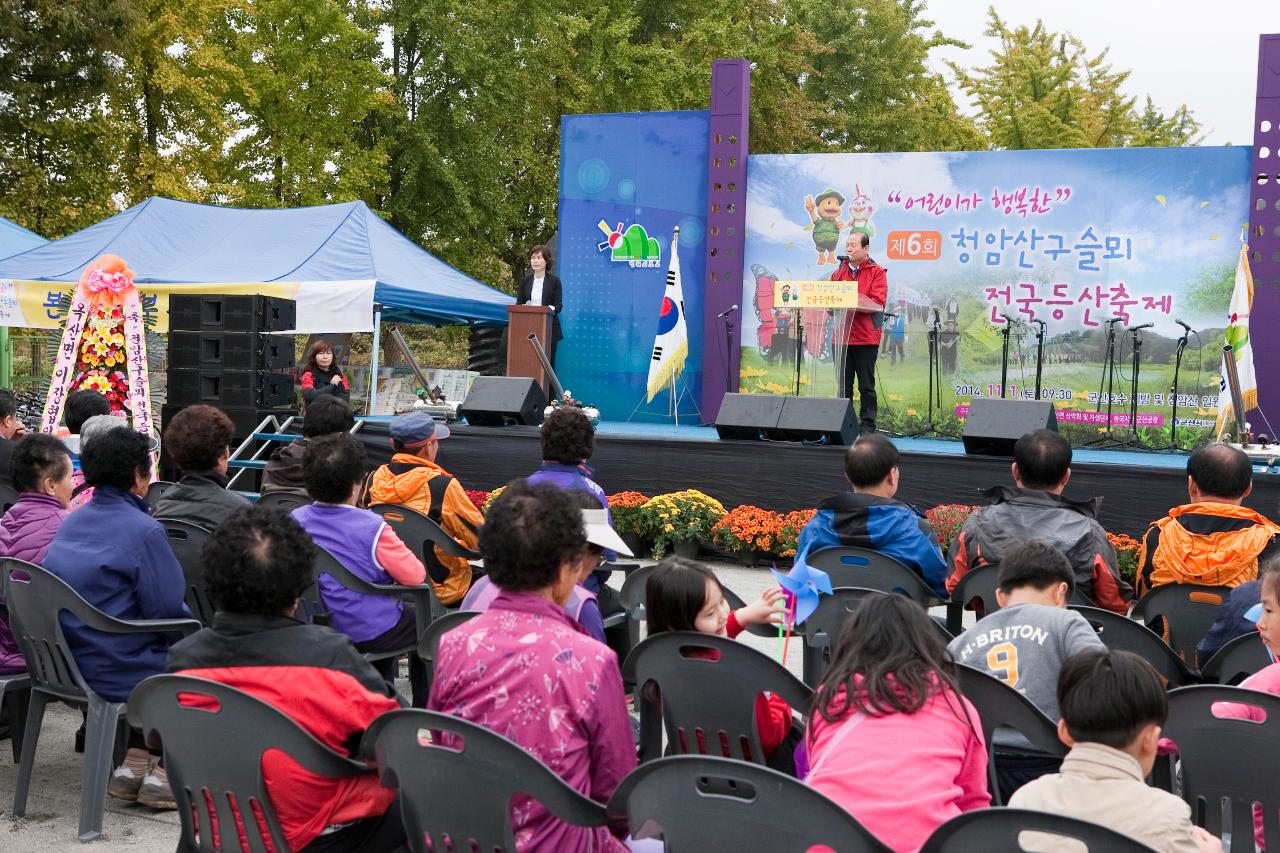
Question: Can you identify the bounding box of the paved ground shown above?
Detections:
[0,561,961,850]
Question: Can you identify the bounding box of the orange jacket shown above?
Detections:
[366,453,482,605]
[1137,502,1280,596]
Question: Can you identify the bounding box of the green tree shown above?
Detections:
[110,0,243,204]
[0,0,136,237]
[216,0,395,206]
[952,9,1201,150]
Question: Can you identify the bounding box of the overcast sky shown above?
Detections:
[924,1,1280,146]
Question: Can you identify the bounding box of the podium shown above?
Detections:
[506,304,553,393]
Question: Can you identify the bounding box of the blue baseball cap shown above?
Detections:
[389,411,450,447]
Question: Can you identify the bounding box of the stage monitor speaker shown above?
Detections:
[169,295,296,333]
[459,377,546,426]
[775,396,858,445]
[167,368,296,409]
[962,398,1058,457]
[714,393,786,440]
[169,332,295,371]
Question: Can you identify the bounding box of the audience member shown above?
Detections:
[1010,649,1224,853]
[644,557,792,770]
[42,426,186,809]
[805,594,989,852]
[292,433,429,705]
[429,481,635,852]
[793,432,947,596]
[1213,568,1280,721]
[946,429,1132,613]
[299,338,350,406]
[527,406,627,636]
[0,388,28,487]
[0,434,74,674]
[461,493,633,643]
[166,507,406,853]
[152,404,248,529]
[262,395,355,496]
[364,411,481,606]
[61,389,110,510]
[1137,443,1279,597]
[1198,553,1280,663]
[948,540,1104,800]
[69,413,154,510]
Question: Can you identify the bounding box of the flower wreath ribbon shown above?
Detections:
[40,255,153,439]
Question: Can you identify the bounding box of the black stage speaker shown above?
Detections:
[169,332,295,371]
[169,295,296,333]
[775,396,858,445]
[962,398,1058,456]
[459,377,547,426]
[715,393,786,440]
[168,368,295,409]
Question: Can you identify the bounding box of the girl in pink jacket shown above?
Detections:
[805,595,989,852]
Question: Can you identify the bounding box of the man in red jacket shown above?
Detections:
[830,232,888,432]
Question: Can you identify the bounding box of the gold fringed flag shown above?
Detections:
[1216,238,1258,433]
[645,226,689,402]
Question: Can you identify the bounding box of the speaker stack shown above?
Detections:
[714,393,859,445]
[163,295,299,446]
[961,398,1058,457]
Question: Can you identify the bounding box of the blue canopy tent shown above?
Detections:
[0,215,46,260]
[0,196,512,326]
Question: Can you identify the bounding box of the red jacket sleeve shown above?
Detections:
[756,692,793,758]
[865,265,888,309]
[300,370,316,390]
[726,610,745,639]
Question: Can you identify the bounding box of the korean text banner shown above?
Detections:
[0,279,376,333]
[740,147,1252,444]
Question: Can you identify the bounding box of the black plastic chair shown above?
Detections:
[254,490,312,511]
[920,807,1160,852]
[0,668,30,762]
[617,562,775,644]
[368,503,481,599]
[807,546,944,607]
[955,663,1067,806]
[157,518,215,625]
[802,587,952,688]
[3,559,201,841]
[128,674,369,853]
[0,481,18,516]
[415,610,479,695]
[1131,584,1230,665]
[362,709,609,853]
[607,754,894,852]
[622,630,813,764]
[1162,684,1280,849]
[145,480,176,505]
[1200,630,1272,685]
[315,546,435,704]
[945,562,999,634]
[1069,605,1200,687]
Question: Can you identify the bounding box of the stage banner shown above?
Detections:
[0,279,376,333]
[558,110,708,422]
[740,147,1252,446]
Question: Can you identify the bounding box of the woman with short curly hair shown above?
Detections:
[152,404,249,530]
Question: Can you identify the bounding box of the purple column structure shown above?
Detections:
[700,59,751,422]
[1248,34,1280,421]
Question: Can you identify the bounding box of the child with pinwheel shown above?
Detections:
[643,557,799,772]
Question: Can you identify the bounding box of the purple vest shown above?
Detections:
[292,503,402,643]
[461,575,596,624]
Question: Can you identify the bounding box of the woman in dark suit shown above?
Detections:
[515,244,563,367]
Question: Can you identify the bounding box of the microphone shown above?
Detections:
[717,304,739,319]
[836,255,850,262]
[1032,318,1047,328]
[1105,317,1124,325]
[931,307,941,323]
[881,310,898,319]
[1129,322,1154,331]
[1175,319,1193,332]
[999,312,1018,326]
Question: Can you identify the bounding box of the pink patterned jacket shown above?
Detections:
[429,590,635,852]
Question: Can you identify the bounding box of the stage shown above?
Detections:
[352,418,1280,538]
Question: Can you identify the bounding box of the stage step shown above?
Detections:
[228,459,267,470]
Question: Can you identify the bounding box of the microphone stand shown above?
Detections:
[722,310,735,394]
[793,308,804,396]
[998,317,1015,398]
[905,308,960,439]
[1032,319,1047,402]
[1167,328,1191,451]
[1083,320,1122,447]
[1121,326,1147,448]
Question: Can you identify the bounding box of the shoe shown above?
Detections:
[74,722,85,753]
[137,763,177,810]
[107,763,144,802]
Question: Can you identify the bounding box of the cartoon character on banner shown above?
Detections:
[849,185,876,240]
[803,188,846,266]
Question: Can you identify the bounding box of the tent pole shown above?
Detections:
[0,326,9,389]
[368,303,383,415]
